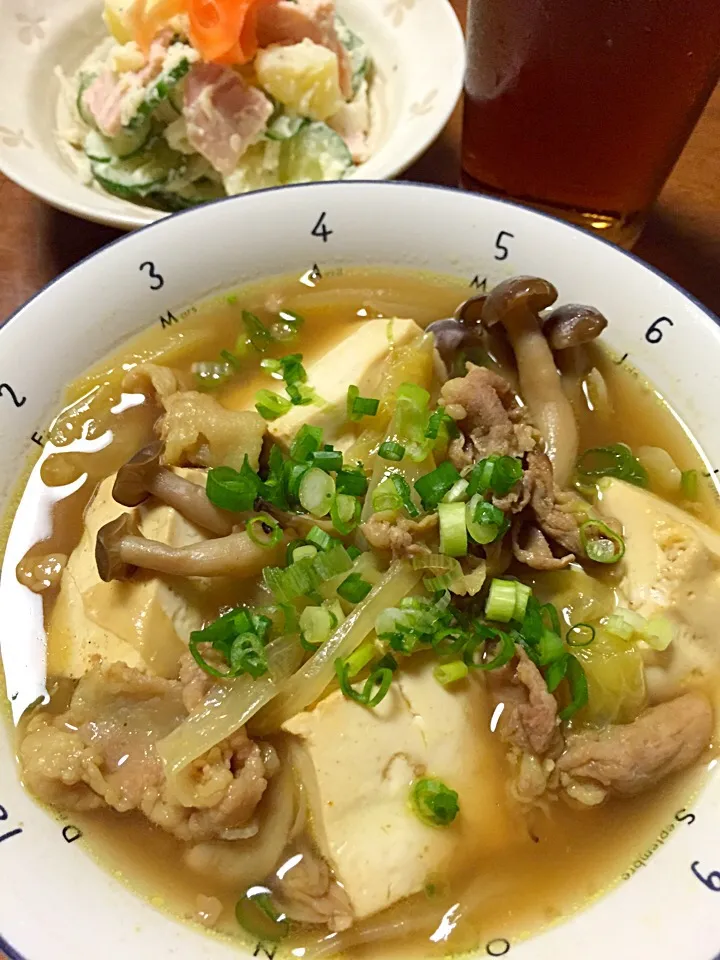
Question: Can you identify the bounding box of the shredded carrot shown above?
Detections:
[188,0,275,65]
[129,0,188,53]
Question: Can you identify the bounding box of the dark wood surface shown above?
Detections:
[0,1,718,321]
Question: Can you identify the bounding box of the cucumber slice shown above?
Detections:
[168,79,185,114]
[76,72,98,127]
[279,122,352,184]
[91,137,183,199]
[153,177,227,211]
[335,16,371,96]
[126,52,191,130]
[266,113,309,141]
[84,117,153,163]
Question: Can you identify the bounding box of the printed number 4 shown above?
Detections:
[312,212,333,243]
[691,861,720,891]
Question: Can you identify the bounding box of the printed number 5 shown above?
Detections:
[691,861,720,891]
[645,316,674,344]
[494,230,513,261]
[312,212,333,243]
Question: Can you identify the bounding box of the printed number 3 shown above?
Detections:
[140,261,165,291]
[691,861,720,891]
[645,316,674,343]
[494,230,513,261]
[312,212,333,243]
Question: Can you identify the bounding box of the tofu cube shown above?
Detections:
[48,469,212,679]
[283,659,521,920]
[264,317,424,450]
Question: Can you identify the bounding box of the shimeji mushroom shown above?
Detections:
[112,442,236,536]
[95,512,290,582]
[482,276,579,488]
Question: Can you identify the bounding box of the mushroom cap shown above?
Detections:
[426,295,488,369]
[113,441,163,506]
[542,303,608,350]
[96,513,140,582]
[481,276,558,327]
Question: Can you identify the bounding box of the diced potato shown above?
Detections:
[255,39,343,121]
[224,142,281,195]
[103,0,134,43]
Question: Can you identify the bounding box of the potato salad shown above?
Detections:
[57,0,373,210]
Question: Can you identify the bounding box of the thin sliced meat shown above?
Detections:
[184,63,273,175]
[511,515,574,570]
[361,512,438,559]
[256,0,352,98]
[491,647,560,755]
[441,364,536,469]
[557,692,713,796]
[525,451,583,555]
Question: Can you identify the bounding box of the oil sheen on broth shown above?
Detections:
[5,268,719,959]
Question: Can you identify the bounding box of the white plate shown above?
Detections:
[0,0,464,230]
[1,183,720,960]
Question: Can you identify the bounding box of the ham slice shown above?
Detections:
[82,33,173,137]
[183,63,273,175]
[257,0,352,99]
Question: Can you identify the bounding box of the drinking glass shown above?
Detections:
[461,0,720,246]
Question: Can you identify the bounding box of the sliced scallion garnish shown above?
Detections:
[245,513,282,548]
[438,501,468,557]
[580,519,625,563]
[299,467,336,517]
[409,777,459,827]
[414,461,462,510]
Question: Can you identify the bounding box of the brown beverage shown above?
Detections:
[461,0,720,245]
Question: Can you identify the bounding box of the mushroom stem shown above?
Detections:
[96,515,291,582]
[113,442,236,535]
[483,277,578,487]
[146,470,236,536]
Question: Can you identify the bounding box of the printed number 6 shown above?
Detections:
[645,316,674,344]
[139,261,165,291]
[494,230,514,261]
[691,861,720,891]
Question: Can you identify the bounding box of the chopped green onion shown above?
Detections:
[438,501,468,557]
[331,493,360,534]
[643,616,674,651]
[346,385,379,421]
[229,632,268,679]
[425,407,457,441]
[513,582,531,621]
[466,494,508,544]
[605,613,634,641]
[306,525,334,551]
[536,626,565,665]
[467,455,523,497]
[390,474,420,518]
[292,544,317,563]
[566,623,596,647]
[287,382,320,406]
[337,572,373,604]
[442,478,469,503]
[286,538,307,564]
[409,777,459,827]
[395,383,432,462]
[243,310,274,352]
[336,469,368,496]
[261,445,289,510]
[192,359,235,390]
[290,424,323,463]
[299,605,336,651]
[580,519,625,563]
[379,441,406,462]
[336,658,395,707]
[576,443,648,488]
[468,626,516,671]
[235,889,288,942]
[312,542,353,581]
[681,469,699,500]
[372,476,403,513]
[545,653,569,693]
[286,462,310,500]
[485,578,520,622]
[246,513,282,548]
[344,641,376,677]
[558,654,589,720]
[255,389,292,420]
[434,660,469,685]
[347,545,362,561]
[311,448,343,472]
[299,467,336,517]
[278,308,304,329]
[264,543,352,602]
[206,458,260,511]
[414,462,462,510]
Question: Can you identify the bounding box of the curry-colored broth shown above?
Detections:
[6,267,720,958]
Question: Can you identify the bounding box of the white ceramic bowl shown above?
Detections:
[1,183,720,960]
[0,0,464,230]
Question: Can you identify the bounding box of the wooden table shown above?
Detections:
[0,1,719,326]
